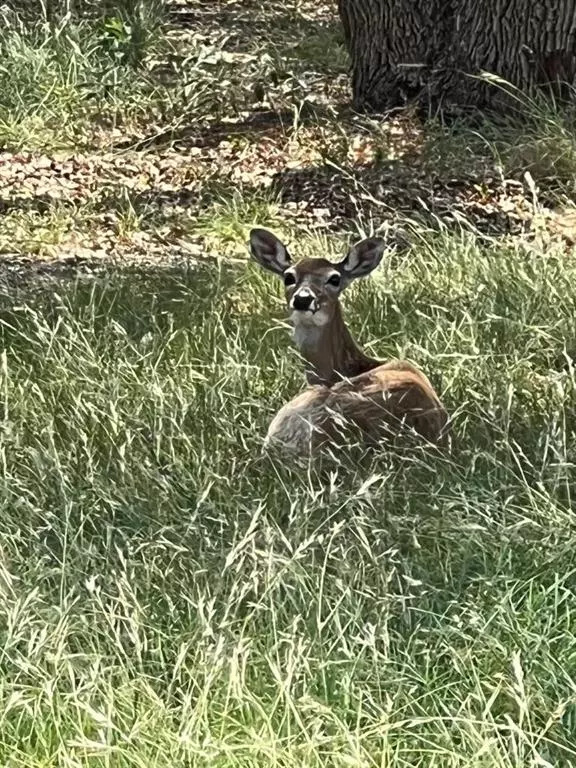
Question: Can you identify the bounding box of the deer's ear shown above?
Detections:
[249,229,291,276]
[338,238,386,280]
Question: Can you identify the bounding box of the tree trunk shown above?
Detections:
[337,0,576,112]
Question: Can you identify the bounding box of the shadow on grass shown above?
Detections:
[166,0,342,67]
[270,158,532,237]
[167,0,333,39]
[111,104,339,151]
[0,252,217,316]
[113,0,348,150]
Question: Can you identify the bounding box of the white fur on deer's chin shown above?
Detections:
[290,308,329,349]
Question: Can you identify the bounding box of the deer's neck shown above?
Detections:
[291,303,381,387]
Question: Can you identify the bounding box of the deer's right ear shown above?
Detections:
[249,229,291,276]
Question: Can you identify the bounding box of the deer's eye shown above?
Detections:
[283,272,296,287]
[327,273,341,287]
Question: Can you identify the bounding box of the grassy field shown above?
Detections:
[1,1,576,766]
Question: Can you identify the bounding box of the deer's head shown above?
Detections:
[249,229,386,327]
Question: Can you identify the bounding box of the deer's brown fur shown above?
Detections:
[249,229,450,456]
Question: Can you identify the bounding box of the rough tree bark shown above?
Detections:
[337,0,576,112]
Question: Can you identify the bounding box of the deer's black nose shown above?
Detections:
[292,294,314,311]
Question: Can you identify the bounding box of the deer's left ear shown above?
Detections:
[338,238,386,280]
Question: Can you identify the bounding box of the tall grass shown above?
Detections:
[0,1,201,150]
[0,230,575,766]
[0,5,157,148]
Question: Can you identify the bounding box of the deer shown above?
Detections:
[249,228,450,457]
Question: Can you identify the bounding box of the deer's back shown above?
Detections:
[327,360,448,445]
[265,360,449,455]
